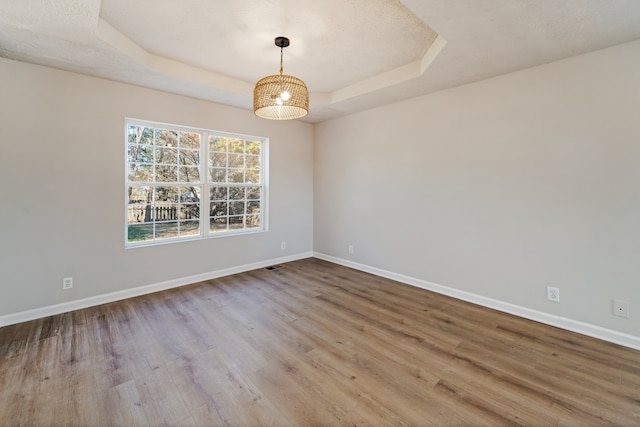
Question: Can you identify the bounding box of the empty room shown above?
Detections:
[1,0,639,425]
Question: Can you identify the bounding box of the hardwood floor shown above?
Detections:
[1,258,639,426]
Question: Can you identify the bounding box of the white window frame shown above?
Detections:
[125,118,269,248]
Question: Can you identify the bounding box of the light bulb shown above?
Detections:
[280,91,291,101]
[275,97,283,106]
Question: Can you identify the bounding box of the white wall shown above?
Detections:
[0,58,314,319]
[2,39,639,344]
[314,40,640,339]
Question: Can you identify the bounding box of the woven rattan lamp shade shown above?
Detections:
[253,37,309,120]
[253,73,309,120]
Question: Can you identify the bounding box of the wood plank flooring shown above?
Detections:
[1,258,639,426]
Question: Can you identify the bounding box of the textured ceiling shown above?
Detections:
[1,0,640,123]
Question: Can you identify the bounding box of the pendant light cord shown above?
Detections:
[279,46,284,75]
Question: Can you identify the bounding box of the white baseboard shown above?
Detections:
[313,252,640,351]
[0,252,313,328]
[5,251,639,352]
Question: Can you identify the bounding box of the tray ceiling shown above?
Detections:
[1,0,639,123]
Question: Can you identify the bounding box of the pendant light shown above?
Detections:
[253,37,309,120]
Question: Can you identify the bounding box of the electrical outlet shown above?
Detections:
[281,241,286,250]
[63,277,73,290]
[348,244,354,254]
[547,286,559,302]
[613,299,630,318]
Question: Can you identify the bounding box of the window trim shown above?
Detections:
[124,118,269,248]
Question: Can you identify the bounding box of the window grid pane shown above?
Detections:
[127,185,202,243]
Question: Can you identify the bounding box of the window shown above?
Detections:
[126,119,267,246]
